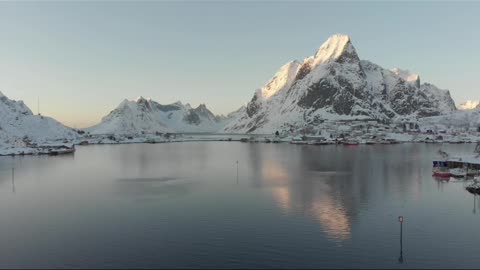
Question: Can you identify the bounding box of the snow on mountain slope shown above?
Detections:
[260,61,301,99]
[224,34,457,134]
[391,68,420,87]
[0,91,77,145]
[458,100,480,110]
[88,97,227,135]
[419,106,480,129]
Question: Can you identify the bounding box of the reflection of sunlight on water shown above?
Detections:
[310,195,351,242]
[261,160,289,185]
[271,186,291,213]
[261,156,352,242]
[263,160,292,212]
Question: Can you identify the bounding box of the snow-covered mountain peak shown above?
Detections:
[225,34,457,134]
[0,91,77,145]
[391,68,420,87]
[172,101,183,106]
[313,34,359,65]
[458,100,480,110]
[135,96,153,103]
[261,60,301,99]
[89,98,228,134]
[0,92,33,116]
[196,103,208,110]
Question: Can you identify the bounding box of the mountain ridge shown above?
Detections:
[88,97,229,135]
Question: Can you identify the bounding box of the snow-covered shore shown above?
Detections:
[1,130,479,157]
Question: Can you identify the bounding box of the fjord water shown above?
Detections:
[0,143,479,268]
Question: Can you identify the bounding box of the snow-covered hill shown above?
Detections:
[419,105,480,130]
[458,100,480,110]
[0,91,77,146]
[224,34,456,134]
[88,97,228,135]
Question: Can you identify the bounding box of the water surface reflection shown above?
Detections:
[0,142,479,268]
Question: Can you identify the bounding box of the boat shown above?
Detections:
[386,138,400,144]
[467,169,480,177]
[365,138,383,145]
[432,161,451,178]
[466,178,480,194]
[145,138,158,144]
[343,139,360,146]
[308,139,332,145]
[290,140,308,145]
[450,167,468,178]
[47,146,76,156]
[290,136,308,145]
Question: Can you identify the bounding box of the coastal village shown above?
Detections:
[2,117,479,153]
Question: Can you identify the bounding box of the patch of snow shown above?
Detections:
[458,100,480,110]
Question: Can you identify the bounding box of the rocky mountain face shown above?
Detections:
[224,34,456,134]
[0,91,77,145]
[88,97,227,135]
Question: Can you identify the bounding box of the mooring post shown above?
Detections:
[398,216,404,264]
[236,160,239,184]
[11,167,15,193]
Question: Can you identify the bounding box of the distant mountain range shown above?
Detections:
[224,34,456,133]
[87,97,229,135]
[0,34,474,142]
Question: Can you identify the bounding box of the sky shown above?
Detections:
[0,1,479,128]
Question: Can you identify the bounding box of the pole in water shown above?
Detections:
[474,195,477,214]
[11,167,15,193]
[398,216,404,264]
[236,160,239,184]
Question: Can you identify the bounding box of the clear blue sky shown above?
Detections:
[0,1,479,127]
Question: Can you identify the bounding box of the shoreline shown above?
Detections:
[1,135,479,157]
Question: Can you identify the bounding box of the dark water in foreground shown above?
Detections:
[0,142,479,269]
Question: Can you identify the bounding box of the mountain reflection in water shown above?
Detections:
[1,142,480,268]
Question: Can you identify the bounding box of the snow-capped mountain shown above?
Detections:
[0,91,77,145]
[88,97,227,135]
[458,100,480,110]
[224,34,456,134]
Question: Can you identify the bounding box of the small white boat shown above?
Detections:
[290,140,308,145]
[467,169,480,177]
[450,168,468,178]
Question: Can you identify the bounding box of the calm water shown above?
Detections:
[0,142,479,269]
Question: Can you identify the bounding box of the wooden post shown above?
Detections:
[236,161,239,184]
[11,167,15,193]
[398,216,404,264]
